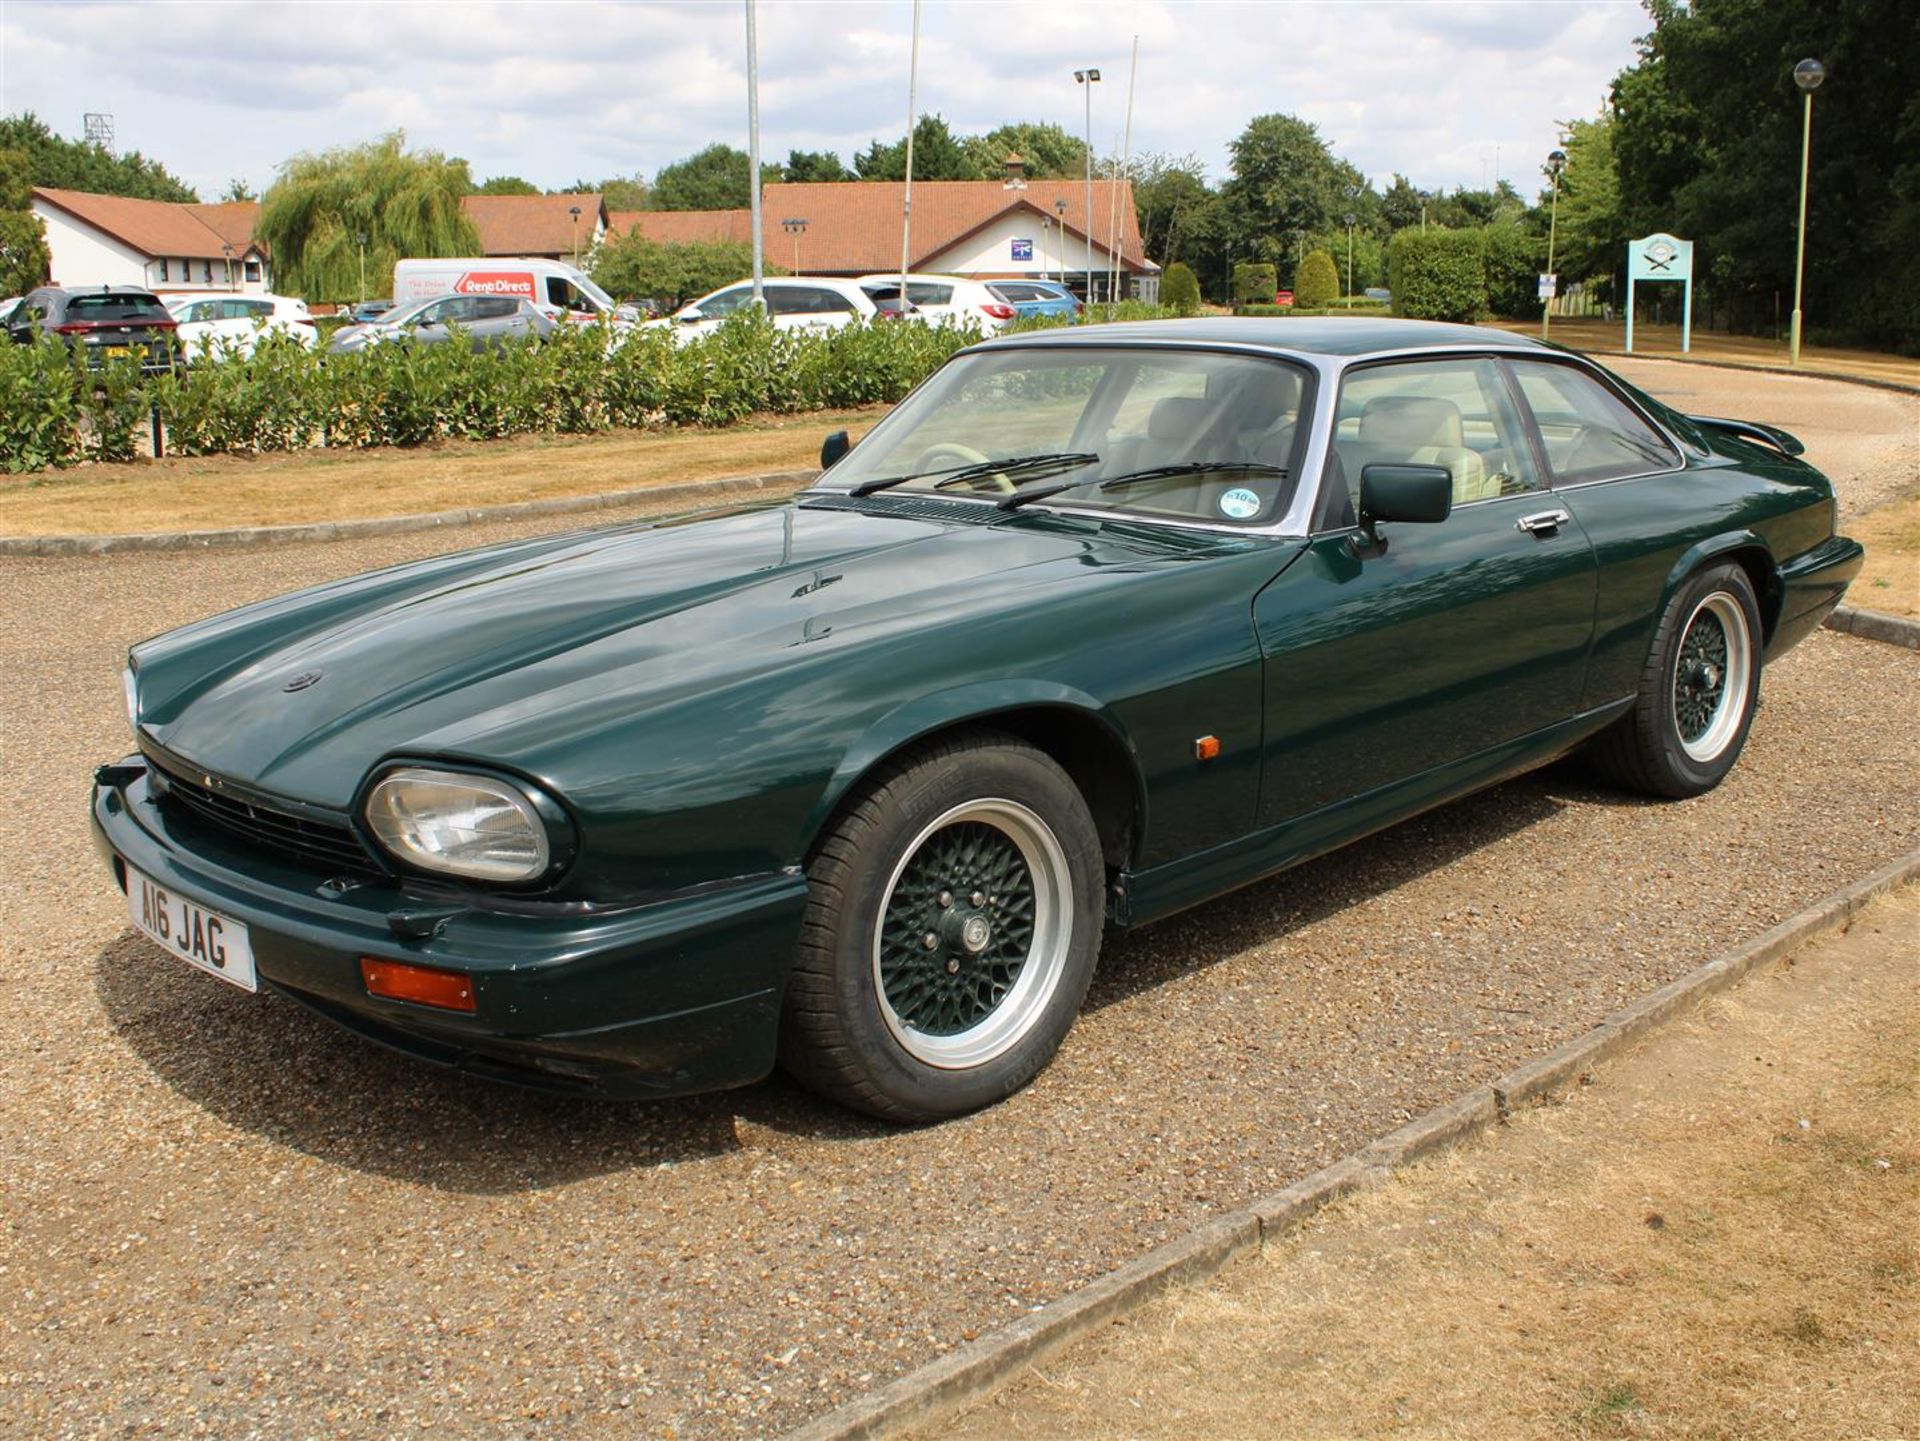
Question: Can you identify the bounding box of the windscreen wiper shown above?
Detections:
[1095,461,1288,492]
[848,451,1099,497]
[998,459,1291,513]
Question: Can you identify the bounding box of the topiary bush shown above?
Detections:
[1388,229,1488,322]
[1292,250,1339,310]
[1161,262,1202,316]
[1232,262,1278,306]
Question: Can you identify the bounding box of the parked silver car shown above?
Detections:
[327,294,554,354]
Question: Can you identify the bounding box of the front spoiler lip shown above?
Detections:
[92,758,808,1099]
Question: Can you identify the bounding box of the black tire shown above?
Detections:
[779,729,1105,1122]
[1588,561,1764,798]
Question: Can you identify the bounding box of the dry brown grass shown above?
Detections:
[1849,488,1920,619]
[930,886,1920,1441]
[0,407,883,536]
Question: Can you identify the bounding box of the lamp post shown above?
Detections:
[356,231,367,306]
[1074,67,1100,302]
[1054,199,1068,284]
[782,217,808,274]
[1541,147,1566,340]
[1788,57,1825,366]
[221,241,235,292]
[569,205,583,266]
[1344,212,1357,305]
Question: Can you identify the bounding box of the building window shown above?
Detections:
[202,260,213,283]
[244,259,261,283]
[157,258,169,282]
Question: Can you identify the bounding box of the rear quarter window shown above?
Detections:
[1509,360,1681,483]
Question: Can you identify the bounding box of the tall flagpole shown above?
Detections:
[899,0,921,302]
[1106,34,1138,307]
[745,0,764,309]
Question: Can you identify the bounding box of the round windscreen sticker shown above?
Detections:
[1218,487,1262,519]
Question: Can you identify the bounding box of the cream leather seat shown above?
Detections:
[1347,395,1495,503]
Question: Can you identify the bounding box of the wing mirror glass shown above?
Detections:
[820,429,851,470]
[1350,463,1453,557]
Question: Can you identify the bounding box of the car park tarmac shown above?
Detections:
[0,361,1913,1438]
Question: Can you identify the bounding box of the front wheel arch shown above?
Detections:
[805,690,1147,876]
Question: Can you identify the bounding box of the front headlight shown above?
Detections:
[122,662,140,735]
[363,768,555,883]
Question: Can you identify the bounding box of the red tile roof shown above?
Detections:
[602,180,1151,275]
[32,187,263,259]
[461,194,605,256]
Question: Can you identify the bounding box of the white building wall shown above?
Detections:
[922,211,1157,297]
[33,202,148,288]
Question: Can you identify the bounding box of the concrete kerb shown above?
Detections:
[1825,605,1920,651]
[0,467,820,558]
[783,845,1920,1441]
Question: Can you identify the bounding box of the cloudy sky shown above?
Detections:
[1,1,1648,200]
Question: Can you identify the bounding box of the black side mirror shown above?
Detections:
[820,429,851,470]
[1350,462,1452,557]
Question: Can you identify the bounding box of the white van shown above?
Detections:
[391,258,633,327]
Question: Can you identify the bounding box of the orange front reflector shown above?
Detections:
[360,957,477,1013]
[1194,735,1221,762]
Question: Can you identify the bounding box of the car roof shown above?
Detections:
[976,315,1558,358]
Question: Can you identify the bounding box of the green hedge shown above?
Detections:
[1387,229,1489,323]
[1231,304,1390,318]
[0,306,1194,474]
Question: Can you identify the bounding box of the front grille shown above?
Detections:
[149,755,379,876]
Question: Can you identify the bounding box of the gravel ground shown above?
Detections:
[1,365,1914,1439]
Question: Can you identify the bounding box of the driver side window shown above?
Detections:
[1328,358,1542,523]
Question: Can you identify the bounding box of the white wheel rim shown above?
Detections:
[870,798,1074,1070]
[1673,591,1753,763]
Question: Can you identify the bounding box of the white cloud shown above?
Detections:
[0,0,1647,198]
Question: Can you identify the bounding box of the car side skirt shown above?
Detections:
[1114,698,1633,930]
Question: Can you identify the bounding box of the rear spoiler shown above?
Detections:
[1688,414,1806,458]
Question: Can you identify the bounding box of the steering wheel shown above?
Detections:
[914,441,1013,494]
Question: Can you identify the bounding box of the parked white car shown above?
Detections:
[653,278,878,343]
[165,294,317,361]
[856,273,1017,333]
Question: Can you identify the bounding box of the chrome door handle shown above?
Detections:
[1516,509,1572,535]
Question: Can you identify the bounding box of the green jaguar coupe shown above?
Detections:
[94,318,1862,1120]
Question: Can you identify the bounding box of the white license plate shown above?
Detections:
[125,866,257,992]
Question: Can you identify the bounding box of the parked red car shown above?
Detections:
[1274,290,1295,308]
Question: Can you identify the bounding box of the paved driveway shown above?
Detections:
[1,362,1914,1439]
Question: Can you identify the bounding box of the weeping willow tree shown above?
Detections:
[256,132,480,303]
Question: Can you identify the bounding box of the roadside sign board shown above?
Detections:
[1011,238,1033,262]
[1537,273,1558,301]
[1626,232,1695,354]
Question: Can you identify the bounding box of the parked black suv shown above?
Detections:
[6,285,181,373]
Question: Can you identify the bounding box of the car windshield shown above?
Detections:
[377,297,438,326]
[819,346,1310,527]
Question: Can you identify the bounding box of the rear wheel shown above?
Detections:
[779,730,1104,1122]
[1589,562,1762,798]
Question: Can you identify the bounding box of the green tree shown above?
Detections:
[477,175,542,196]
[1128,152,1212,265]
[0,147,53,291]
[0,112,198,201]
[1482,222,1543,316]
[589,233,780,307]
[562,174,648,209]
[1547,113,1624,288]
[1609,0,1920,347]
[256,132,479,303]
[1379,174,1431,233]
[783,149,852,183]
[1222,114,1347,264]
[1160,261,1201,315]
[650,145,778,210]
[962,122,1088,179]
[1293,250,1339,309]
[220,178,257,203]
[853,115,981,181]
